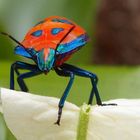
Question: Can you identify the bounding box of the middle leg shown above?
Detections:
[55,68,75,125]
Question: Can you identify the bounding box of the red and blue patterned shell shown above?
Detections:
[15,16,89,71]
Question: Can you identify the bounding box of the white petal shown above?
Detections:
[1,88,140,140]
[0,88,79,140]
[87,99,140,140]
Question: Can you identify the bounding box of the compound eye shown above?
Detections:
[51,28,64,35]
[31,30,43,37]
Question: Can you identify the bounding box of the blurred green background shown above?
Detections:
[0,0,97,63]
[0,0,140,140]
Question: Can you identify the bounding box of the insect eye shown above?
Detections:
[31,30,43,37]
[51,28,64,35]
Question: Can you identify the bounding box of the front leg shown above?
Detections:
[10,61,29,91]
[54,68,75,125]
[17,69,42,92]
[10,61,41,92]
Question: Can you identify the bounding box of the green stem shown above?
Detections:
[77,104,91,140]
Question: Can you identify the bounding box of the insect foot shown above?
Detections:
[101,103,117,106]
[54,107,63,126]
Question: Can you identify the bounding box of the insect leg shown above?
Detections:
[17,68,42,92]
[61,63,117,106]
[10,63,16,90]
[90,76,117,106]
[10,61,39,91]
[55,68,75,125]
[60,63,102,105]
[89,75,102,105]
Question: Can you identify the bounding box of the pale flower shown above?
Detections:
[0,88,140,140]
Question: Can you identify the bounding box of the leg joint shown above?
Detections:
[58,104,63,108]
[69,72,74,79]
[90,74,98,83]
[11,62,17,69]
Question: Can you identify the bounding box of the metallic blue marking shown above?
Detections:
[51,28,64,35]
[46,49,55,70]
[57,34,89,54]
[14,46,32,58]
[52,19,73,25]
[36,48,55,71]
[31,30,43,37]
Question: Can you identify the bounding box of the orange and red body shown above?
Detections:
[0,16,106,125]
[15,16,89,71]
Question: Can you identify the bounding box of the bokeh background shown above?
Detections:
[0,0,140,139]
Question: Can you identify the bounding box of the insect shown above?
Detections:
[0,16,111,125]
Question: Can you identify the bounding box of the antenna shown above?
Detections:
[0,31,38,64]
[0,32,26,48]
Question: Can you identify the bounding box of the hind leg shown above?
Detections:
[88,75,102,105]
[60,63,102,105]
[60,63,117,106]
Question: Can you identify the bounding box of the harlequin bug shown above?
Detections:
[1,16,111,125]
